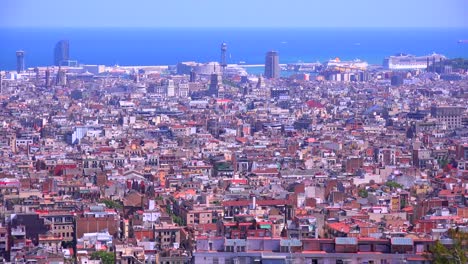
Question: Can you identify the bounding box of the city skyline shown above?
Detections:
[0,1,467,263]
[1,0,467,28]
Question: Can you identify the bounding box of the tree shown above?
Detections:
[385,181,403,189]
[438,158,449,169]
[100,199,123,209]
[358,189,369,198]
[90,251,115,264]
[429,230,467,264]
[430,241,451,264]
[400,199,407,209]
[172,215,185,226]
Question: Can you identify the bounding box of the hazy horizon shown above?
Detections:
[1,27,466,70]
[1,26,468,29]
[1,0,467,28]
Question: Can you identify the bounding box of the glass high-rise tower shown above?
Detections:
[264,51,280,79]
[54,40,70,66]
[16,50,25,73]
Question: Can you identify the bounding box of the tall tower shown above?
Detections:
[220,42,227,72]
[16,50,25,73]
[133,68,139,83]
[256,75,266,89]
[209,73,223,97]
[56,67,67,86]
[54,40,70,66]
[189,69,197,82]
[264,51,279,79]
[34,67,40,81]
[0,72,3,93]
[45,68,51,88]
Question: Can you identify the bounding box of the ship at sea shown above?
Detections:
[383,53,446,70]
[458,40,468,44]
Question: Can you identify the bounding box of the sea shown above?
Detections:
[0,27,467,71]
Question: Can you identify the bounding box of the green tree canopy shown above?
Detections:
[100,199,123,209]
[385,181,403,189]
[429,230,467,264]
[358,189,369,198]
[90,251,115,264]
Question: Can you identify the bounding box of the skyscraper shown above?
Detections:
[16,50,25,73]
[54,40,70,66]
[264,51,279,79]
[220,42,227,71]
[189,69,197,82]
[209,73,223,97]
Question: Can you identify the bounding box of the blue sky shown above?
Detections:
[1,0,467,28]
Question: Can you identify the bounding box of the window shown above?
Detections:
[237,246,245,252]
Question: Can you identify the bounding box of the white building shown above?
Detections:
[383,53,446,70]
[76,231,113,251]
[166,79,176,97]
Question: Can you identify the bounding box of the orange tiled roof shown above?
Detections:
[327,222,350,233]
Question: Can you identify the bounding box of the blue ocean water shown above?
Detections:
[0,28,467,71]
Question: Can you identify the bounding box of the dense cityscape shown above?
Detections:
[0,35,466,264]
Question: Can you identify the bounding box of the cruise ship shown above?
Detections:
[223,64,248,77]
[383,53,446,70]
[324,58,368,71]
